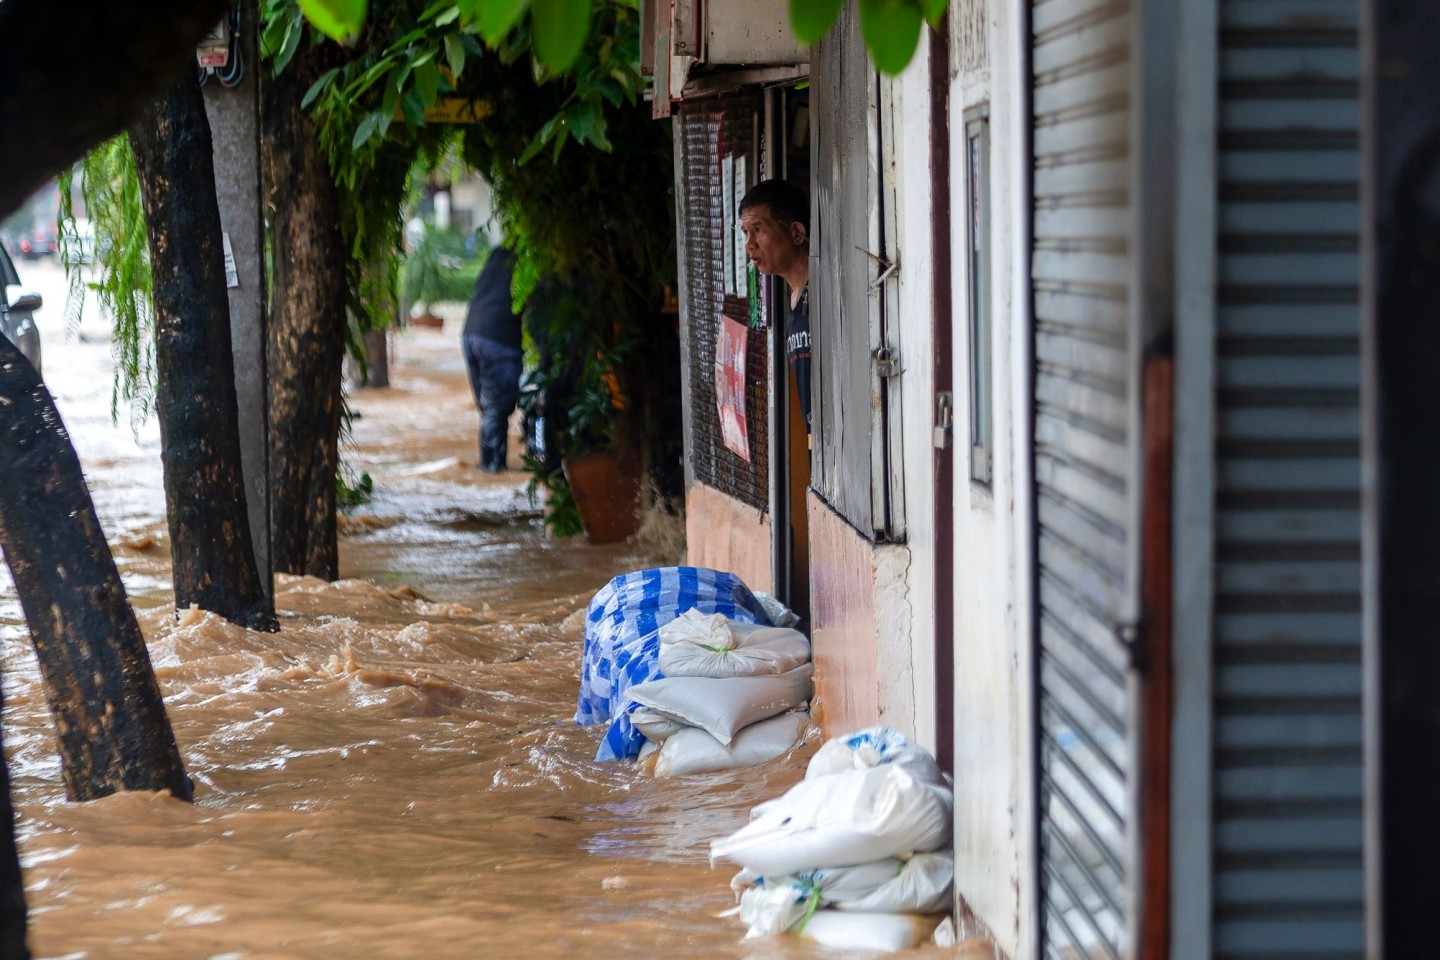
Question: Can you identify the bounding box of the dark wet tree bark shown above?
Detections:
[128,70,279,633]
[0,337,193,803]
[0,0,232,218]
[262,47,348,581]
[0,684,28,960]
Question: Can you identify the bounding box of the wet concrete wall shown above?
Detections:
[806,494,880,732]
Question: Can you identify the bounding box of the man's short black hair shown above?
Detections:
[739,179,809,232]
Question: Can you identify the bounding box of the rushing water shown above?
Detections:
[0,260,955,959]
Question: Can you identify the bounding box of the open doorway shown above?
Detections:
[765,83,812,628]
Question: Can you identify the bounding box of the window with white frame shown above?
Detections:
[966,107,992,486]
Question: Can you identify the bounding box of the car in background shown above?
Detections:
[15,221,57,260]
[1,242,43,376]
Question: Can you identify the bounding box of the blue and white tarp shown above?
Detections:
[576,567,772,761]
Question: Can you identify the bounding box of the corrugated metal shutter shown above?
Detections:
[676,93,770,510]
[1213,1,1363,956]
[1029,0,1135,955]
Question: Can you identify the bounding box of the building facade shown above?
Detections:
[650,0,1390,955]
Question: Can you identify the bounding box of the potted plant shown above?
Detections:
[518,276,642,544]
[401,219,450,328]
[558,359,642,545]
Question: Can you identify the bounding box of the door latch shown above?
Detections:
[933,391,953,449]
[874,346,903,379]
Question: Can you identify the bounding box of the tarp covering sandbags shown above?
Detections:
[575,567,809,766]
[711,727,956,951]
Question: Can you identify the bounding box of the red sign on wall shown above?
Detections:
[715,315,750,461]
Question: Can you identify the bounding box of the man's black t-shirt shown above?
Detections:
[461,248,521,349]
[786,284,812,435]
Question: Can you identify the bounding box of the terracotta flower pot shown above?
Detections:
[561,449,642,545]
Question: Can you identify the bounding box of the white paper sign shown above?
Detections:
[221,232,239,289]
[721,154,736,296]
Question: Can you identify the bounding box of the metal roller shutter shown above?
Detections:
[1031,0,1140,955]
[676,94,770,510]
[1213,1,1363,957]
[1029,0,1135,955]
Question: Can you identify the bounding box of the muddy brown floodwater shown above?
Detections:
[0,273,955,960]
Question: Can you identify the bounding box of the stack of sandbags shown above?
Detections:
[711,728,955,951]
[574,567,776,762]
[625,609,814,776]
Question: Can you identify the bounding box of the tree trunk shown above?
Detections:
[0,684,28,960]
[261,49,348,580]
[0,337,192,803]
[128,70,278,633]
[0,0,233,218]
[361,328,390,388]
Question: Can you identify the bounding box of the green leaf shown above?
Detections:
[789,0,844,45]
[434,5,462,26]
[444,33,467,78]
[587,115,613,151]
[858,0,922,74]
[301,68,338,109]
[401,89,427,126]
[518,129,548,165]
[530,0,591,72]
[381,76,402,120]
[277,14,304,73]
[352,111,381,151]
[416,60,442,105]
[478,0,531,43]
[297,0,367,44]
[918,0,947,26]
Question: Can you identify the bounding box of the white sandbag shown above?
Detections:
[710,763,953,874]
[733,861,904,935]
[630,707,686,743]
[659,618,811,680]
[798,910,944,953]
[654,712,807,777]
[731,851,954,918]
[807,726,946,786]
[626,664,813,746]
[656,608,737,649]
[734,883,813,938]
[837,852,954,913]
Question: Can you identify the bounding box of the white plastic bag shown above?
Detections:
[654,712,807,777]
[798,911,944,953]
[626,664,813,746]
[731,851,954,918]
[630,707,686,743]
[752,591,802,629]
[659,616,811,679]
[806,726,946,786]
[710,763,953,874]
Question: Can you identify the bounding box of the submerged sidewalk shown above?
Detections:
[0,320,853,959]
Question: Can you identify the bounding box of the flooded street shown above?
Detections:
[0,259,955,959]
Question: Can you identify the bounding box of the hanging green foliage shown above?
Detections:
[58,139,157,429]
[298,0,368,42]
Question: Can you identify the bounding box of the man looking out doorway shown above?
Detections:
[739,180,811,436]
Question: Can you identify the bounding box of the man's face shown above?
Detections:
[740,204,806,277]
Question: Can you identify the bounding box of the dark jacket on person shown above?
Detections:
[461,248,521,350]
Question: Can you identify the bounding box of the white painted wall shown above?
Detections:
[879,42,938,754]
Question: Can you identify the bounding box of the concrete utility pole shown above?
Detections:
[200,7,272,600]
[1362,1,1440,954]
